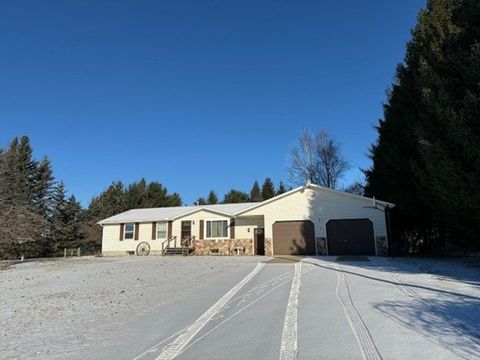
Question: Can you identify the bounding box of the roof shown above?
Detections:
[98,183,394,225]
[234,183,395,216]
[98,202,259,225]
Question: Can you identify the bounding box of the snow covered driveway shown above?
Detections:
[1,256,480,359]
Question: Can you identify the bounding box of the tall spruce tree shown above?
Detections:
[277,181,287,195]
[261,178,276,200]
[51,182,82,253]
[249,181,263,202]
[207,190,218,204]
[365,0,480,252]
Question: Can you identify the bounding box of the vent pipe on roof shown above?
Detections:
[372,196,376,208]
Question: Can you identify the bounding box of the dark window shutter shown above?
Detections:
[119,223,124,241]
[230,219,235,239]
[152,222,156,240]
[134,223,140,240]
[199,220,204,240]
[168,221,172,239]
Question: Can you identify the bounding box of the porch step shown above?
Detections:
[162,247,194,256]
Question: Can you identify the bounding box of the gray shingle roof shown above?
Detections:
[98,202,259,224]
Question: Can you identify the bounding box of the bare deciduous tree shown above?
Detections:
[288,129,349,189]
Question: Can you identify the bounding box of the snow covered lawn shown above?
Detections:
[1,255,479,359]
[0,256,261,359]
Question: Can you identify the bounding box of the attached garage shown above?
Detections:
[272,220,315,255]
[326,219,375,256]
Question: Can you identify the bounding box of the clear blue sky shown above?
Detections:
[0,0,425,206]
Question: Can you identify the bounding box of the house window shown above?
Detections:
[206,220,228,238]
[124,223,135,240]
[157,221,167,239]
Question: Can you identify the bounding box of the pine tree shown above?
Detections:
[50,182,82,253]
[207,190,218,204]
[32,157,54,216]
[165,192,182,207]
[277,181,287,195]
[88,181,127,219]
[196,197,207,205]
[7,136,38,204]
[365,0,480,252]
[261,178,276,200]
[50,181,68,253]
[126,178,148,209]
[223,189,250,203]
[249,181,263,202]
[63,195,83,248]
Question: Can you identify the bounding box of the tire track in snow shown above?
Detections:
[335,263,383,360]
[279,261,302,360]
[153,262,264,360]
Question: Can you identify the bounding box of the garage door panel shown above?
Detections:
[272,221,315,255]
[326,219,375,256]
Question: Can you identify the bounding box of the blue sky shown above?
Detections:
[0,0,425,206]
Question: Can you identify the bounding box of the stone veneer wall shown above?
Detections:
[264,238,273,256]
[316,237,327,255]
[193,239,254,256]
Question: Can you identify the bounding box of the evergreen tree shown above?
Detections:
[88,181,127,219]
[165,192,182,207]
[249,181,263,202]
[223,189,250,203]
[125,178,148,209]
[50,181,67,252]
[9,136,38,204]
[277,181,287,195]
[32,157,54,216]
[196,197,207,205]
[51,182,82,253]
[207,190,218,204]
[63,195,83,247]
[261,178,276,200]
[365,0,480,252]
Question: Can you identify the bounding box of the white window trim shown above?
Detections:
[124,223,135,240]
[156,221,168,240]
[204,219,230,240]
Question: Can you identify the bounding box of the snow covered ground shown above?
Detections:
[1,255,479,359]
[0,256,261,359]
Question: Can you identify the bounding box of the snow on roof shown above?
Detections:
[98,202,259,224]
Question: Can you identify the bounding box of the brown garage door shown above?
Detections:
[272,221,315,255]
[326,219,375,255]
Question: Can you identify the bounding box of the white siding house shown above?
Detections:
[99,183,393,256]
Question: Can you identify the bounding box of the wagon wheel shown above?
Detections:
[136,242,150,256]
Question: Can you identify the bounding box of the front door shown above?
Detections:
[181,221,192,243]
[255,228,265,255]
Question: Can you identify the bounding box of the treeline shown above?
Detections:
[0,136,290,259]
[195,178,287,205]
[365,0,480,253]
[0,136,181,259]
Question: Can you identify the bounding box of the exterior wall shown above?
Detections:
[101,211,263,256]
[235,216,264,239]
[172,210,232,242]
[101,223,166,255]
[193,239,253,256]
[240,187,388,255]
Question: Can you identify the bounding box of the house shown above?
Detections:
[98,183,394,257]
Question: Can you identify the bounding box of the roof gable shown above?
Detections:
[234,183,394,216]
